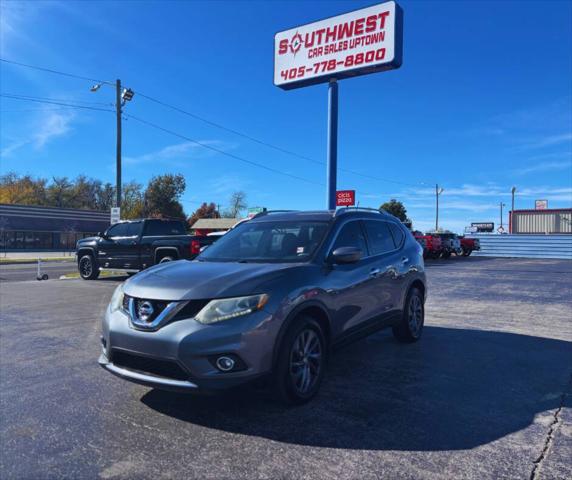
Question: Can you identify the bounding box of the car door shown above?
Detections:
[322,220,379,336]
[97,223,128,268]
[120,221,143,269]
[362,220,406,321]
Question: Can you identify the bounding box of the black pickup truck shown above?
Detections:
[75,218,217,280]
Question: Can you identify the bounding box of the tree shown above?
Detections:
[47,177,73,207]
[188,202,220,228]
[121,181,145,219]
[144,173,186,219]
[379,199,410,223]
[225,191,247,218]
[0,172,47,205]
[96,183,115,211]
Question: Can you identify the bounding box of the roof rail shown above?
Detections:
[251,209,299,219]
[334,207,387,217]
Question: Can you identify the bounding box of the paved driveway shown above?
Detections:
[1,257,570,479]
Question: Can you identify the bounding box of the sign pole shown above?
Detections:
[327,80,339,210]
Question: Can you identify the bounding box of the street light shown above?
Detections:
[500,202,506,231]
[91,79,134,210]
[435,184,444,231]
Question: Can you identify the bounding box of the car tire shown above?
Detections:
[463,250,472,257]
[158,256,175,264]
[78,254,100,280]
[392,287,424,343]
[273,316,327,405]
[441,251,451,259]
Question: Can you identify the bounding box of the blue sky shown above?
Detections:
[1,0,571,232]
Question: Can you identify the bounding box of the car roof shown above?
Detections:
[247,209,396,223]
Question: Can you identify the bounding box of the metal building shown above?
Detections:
[509,208,572,234]
[0,204,110,251]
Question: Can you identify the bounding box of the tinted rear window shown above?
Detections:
[388,223,405,247]
[364,221,395,255]
[144,221,186,236]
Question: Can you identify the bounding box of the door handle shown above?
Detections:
[400,257,409,265]
[130,241,137,245]
[369,268,381,277]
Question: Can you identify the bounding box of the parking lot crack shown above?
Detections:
[529,373,572,480]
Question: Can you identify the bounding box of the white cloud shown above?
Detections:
[516,133,572,151]
[515,159,572,176]
[34,111,74,148]
[124,140,231,166]
[1,111,74,157]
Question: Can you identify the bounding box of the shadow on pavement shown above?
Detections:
[141,326,571,451]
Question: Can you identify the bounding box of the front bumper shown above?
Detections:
[100,306,277,392]
[98,352,199,392]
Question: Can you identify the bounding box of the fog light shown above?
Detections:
[215,356,235,372]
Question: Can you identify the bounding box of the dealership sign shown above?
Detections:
[336,190,356,206]
[535,199,548,210]
[274,1,403,89]
[471,222,494,233]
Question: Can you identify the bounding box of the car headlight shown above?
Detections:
[109,284,125,313]
[195,294,269,325]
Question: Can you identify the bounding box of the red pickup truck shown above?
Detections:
[413,231,443,259]
[458,236,481,256]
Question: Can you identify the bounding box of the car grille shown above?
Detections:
[111,349,190,381]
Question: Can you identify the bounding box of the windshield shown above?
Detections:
[198,220,330,263]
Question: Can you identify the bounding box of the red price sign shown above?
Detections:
[336,190,356,206]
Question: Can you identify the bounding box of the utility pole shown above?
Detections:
[511,186,516,234]
[435,184,444,231]
[91,80,133,212]
[115,79,122,209]
[500,202,506,230]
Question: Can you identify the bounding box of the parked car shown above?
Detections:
[76,219,217,280]
[413,231,443,259]
[428,231,461,258]
[458,236,480,256]
[99,209,427,404]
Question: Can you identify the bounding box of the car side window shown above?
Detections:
[106,223,128,238]
[388,223,405,248]
[126,222,143,237]
[364,221,395,255]
[331,221,368,256]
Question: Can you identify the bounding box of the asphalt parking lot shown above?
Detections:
[1,257,571,480]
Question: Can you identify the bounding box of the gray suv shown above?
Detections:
[99,209,426,404]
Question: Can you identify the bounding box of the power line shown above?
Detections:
[0,58,112,86]
[1,57,428,189]
[137,91,423,188]
[125,113,324,187]
[0,94,115,113]
[0,92,111,106]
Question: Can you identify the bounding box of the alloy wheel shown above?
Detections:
[80,257,92,277]
[408,294,423,337]
[289,329,322,395]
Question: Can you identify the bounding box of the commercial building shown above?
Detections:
[0,204,110,251]
[509,208,572,234]
[191,218,239,236]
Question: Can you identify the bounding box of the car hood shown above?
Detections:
[123,260,304,301]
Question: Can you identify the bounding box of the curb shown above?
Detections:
[1,258,75,266]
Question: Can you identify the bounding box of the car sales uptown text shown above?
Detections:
[278,9,391,59]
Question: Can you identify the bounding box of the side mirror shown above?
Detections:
[329,246,362,265]
[98,231,107,239]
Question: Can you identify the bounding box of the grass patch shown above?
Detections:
[60,270,127,280]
